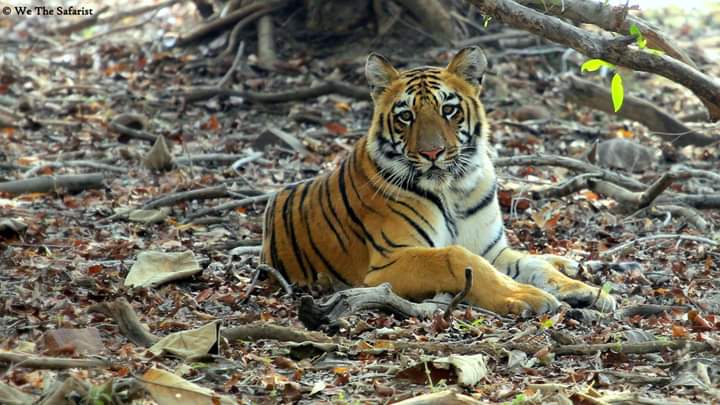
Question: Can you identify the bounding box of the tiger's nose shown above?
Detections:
[419,147,445,161]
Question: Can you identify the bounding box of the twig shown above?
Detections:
[600,233,719,258]
[444,267,472,320]
[550,339,713,356]
[141,185,229,210]
[108,121,157,143]
[229,245,262,255]
[231,151,263,173]
[651,205,707,231]
[175,153,266,166]
[252,264,293,296]
[637,173,673,209]
[0,174,104,195]
[22,160,127,178]
[0,352,112,369]
[171,80,371,104]
[217,41,245,88]
[222,322,330,343]
[183,193,271,222]
[493,154,646,191]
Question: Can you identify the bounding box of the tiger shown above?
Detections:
[261,47,616,316]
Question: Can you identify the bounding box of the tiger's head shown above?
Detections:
[365,47,490,192]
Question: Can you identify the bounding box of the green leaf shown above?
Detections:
[601,282,612,295]
[483,15,492,28]
[540,318,554,329]
[629,24,641,37]
[581,59,615,72]
[611,73,624,112]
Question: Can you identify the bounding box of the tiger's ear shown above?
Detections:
[365,52,399,97]
[447,46,487,86]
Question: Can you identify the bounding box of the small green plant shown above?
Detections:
[502,393,527,405]
[580,24,664,113]
[540,317,555,330]
[482,15,492,28]
[87,385,112,405]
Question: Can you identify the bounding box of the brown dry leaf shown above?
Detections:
[124,250,201,288]
[141,368,236,405]
[148,320,221,360]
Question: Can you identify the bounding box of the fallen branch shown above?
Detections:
[108,121,157,143]
[0,352,112,369]
[141,185,229,210]
[22,160,127,178]
[183,193,271,222]
[171,80,371,104]
[494,154,646,191]
[299,283,441,330]
[0,173,104,195]
[550,339,713,356]
[516,0,696,67]
[564,76,717,147]
[88,298,159,346]
[469,0,720,120]
[177,0,286,46]
[600,233,719,258]
[175,153,266,166]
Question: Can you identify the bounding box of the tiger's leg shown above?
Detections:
[364,245,560,316]
[492,248,616,312]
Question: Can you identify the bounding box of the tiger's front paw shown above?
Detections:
[555,279,616,312]
[541,254,580,276]
[502,285,561,317]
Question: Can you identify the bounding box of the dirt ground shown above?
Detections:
[1,1,720,404]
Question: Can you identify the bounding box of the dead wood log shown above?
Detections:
[299,283,441,330]
[564,76,717,147]
[88,298,160,346]
[177,0,286,46]
[468,0,720,121]
[108,121,157,143]
[0,173,104,195]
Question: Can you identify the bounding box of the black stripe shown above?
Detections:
[349,152,380,215]
[407,183,457,239]
[304,204,350,286]
[462,181,497,218]
[391,199,436,232]
[324,175,349,241]
[381,231,408,249]
[480,227,504,257]
[388,206,434,247]
[265,194,290,281]
[318,179,349,254]
[296,183,320,280]
[281,187,312,282]
[491,247,509,266]
[369,258,399,272]
[338,158,388,256]
[510,259,520,279]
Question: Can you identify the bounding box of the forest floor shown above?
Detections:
[1,1,720,404]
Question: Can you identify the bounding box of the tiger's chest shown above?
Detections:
[429,164,505,256]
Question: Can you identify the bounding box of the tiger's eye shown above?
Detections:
[398,111,413,122]
[442,105,457,117]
